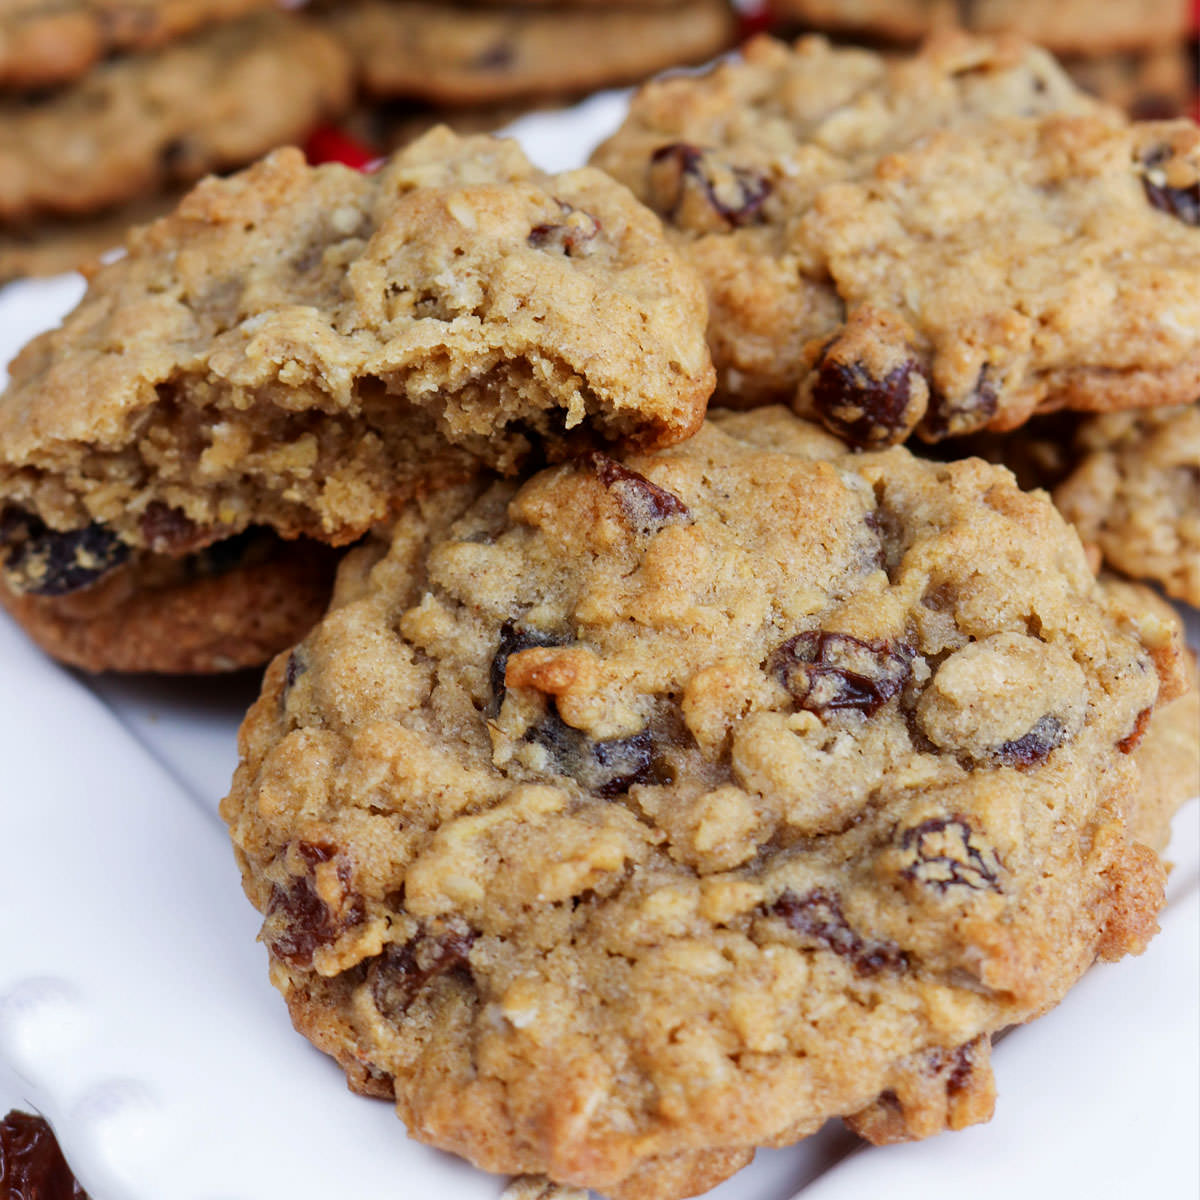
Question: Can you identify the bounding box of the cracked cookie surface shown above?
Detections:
[223,407,1184,1199]
[591,34,1200,443]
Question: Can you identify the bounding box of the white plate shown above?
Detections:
[0,99,1197,1200]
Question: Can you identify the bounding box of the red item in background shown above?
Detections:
[737,1,773,40]
[0,1110,89,1199]
[303,126,378,171]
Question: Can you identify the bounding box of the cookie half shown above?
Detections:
[323,0,737,107]
[0,129,713,671]
[223,407,1183,1198]
[592,34,1200,442]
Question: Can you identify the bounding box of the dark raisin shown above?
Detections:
[0,509,129,596]
[266,841,364,968]
[648,143,770,229]
[898,815,1002,893]
[1141,145,1200,225]
[528,705,656,798]
[767,631,912,718]
[0,1110,89,1199]
[159,136,193,173]
[139,502,215,556]
[811,354,926,449]
[584,450,691,536]
[994,714,1066,768]
[528,201,601,256]
[472,40,515,70]
[489,621,571,712]
[284,648,307,691]
[1117,706,1153,754]
[768,887,903,975]
[368,922,476,1018]
[921,365,999,441]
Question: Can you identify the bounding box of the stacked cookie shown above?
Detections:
[318,0,740,157]
[0,32,1197,1200]
[768,0,1196,118]
[592,33,1200,608]
[0,0,355,283]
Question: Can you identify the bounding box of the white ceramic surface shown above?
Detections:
[1,99,1197,1200]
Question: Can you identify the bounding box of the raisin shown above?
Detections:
[811,354,926,449]
[1141,145,1200,226]
[139,502,215,556]
[266,841,364,968]
[368,921,476,1018]
[528,201,601,256]
[0,1110,89,1200]
[489,622,571,712]
[159,135,200,174]
[0,509,129,596]
[767,631,912,718]
[994,714,1066,768]
[472,40,515,70]
[647,143,770,230]
[768,888,903,975]
[584,451,691,536]
[921,365,999,441]
[284,647,307,691]
[898,816,1002,893]
[529,706,656,797]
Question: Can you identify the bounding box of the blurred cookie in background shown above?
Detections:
[0,11,353,223]
[320,0,738,107]
[0,0,284,89]
[768,0,1190,57]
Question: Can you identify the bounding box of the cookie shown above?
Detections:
[1052,404,1200,607]
[0,130,712,671]
[0,190,181,284]
[0,529,338,673]
[0,11,354,221]
[222,406,1181,1199]
[591,34,1200,442]
[1099,577,1199,854]
[769,0,1190,56]
[323,0,737,106]
[0,0,282,90]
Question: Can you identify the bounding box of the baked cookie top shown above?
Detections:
[770,0,1190,57]
[223,407,1181,1199]
[1053,403,1200,607]
[0,11,354,222]
[591,34,1200,443]
[0,0,283,89]
[323,0,737,106]
[0,129,712,586]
